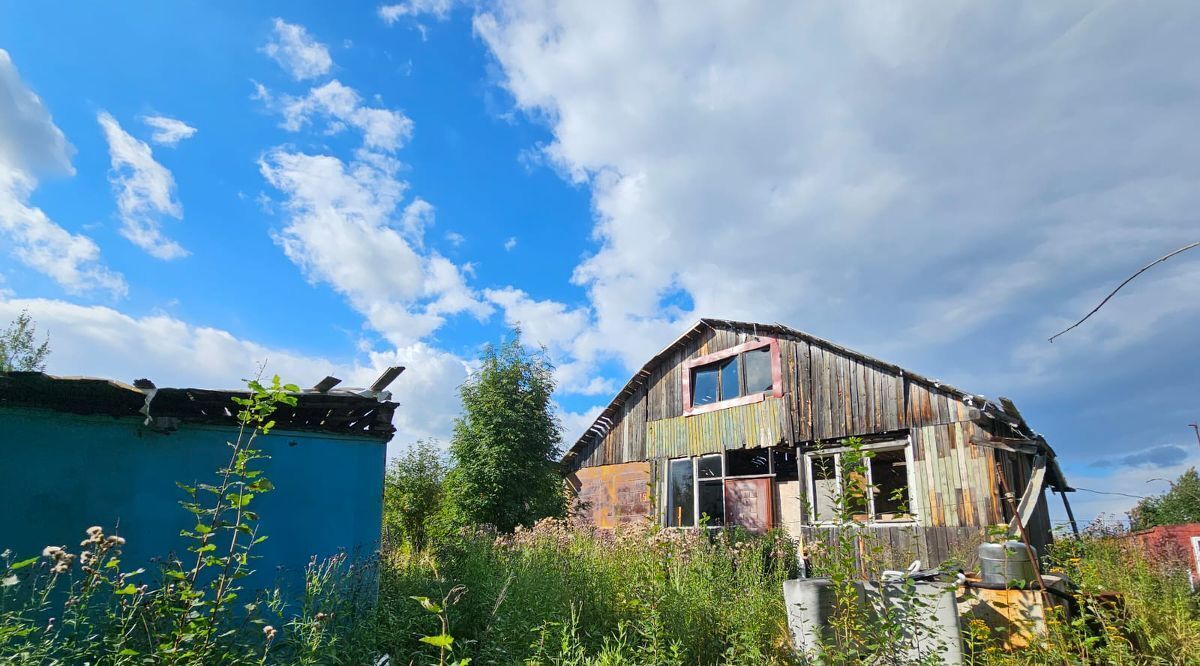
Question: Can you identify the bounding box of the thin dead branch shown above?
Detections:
[1048,240,1200,343]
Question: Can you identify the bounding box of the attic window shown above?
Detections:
[683,338,782,415]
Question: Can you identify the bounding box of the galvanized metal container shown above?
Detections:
[783,578,964,664]
[978,541,1037,586]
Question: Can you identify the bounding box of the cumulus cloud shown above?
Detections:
[262,18,333,81]
[0,49,126,296]
[255,46,492,347]
[475,2,1200,506]
[503,236,516,251]
[98,111,188,259]
[0,296,470,453]
[259,149,491,345]
[142,115,197,147]
[477,1,1200,365]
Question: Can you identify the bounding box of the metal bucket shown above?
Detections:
[978,541,1037,586]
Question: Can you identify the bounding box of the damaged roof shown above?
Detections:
[0,371,401,441]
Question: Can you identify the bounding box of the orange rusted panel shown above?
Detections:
[569,461,652,529]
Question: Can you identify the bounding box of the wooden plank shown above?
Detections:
[856,360,869,435]
[797,341,812,441]
[1007,454,1048,534]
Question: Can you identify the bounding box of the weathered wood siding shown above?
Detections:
[909,423,1004,528]
[570,321,1008,531]
[574,323,993,461]
[800,525,989,571]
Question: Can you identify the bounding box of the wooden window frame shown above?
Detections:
[682,337,783,416]
[803,438,917,527]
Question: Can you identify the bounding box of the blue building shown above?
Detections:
[0,370,400,593]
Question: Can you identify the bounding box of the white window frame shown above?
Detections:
[664,448,784,528]
[803,437,917,527]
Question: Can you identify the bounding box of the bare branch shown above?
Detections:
[1048,241,1200,343]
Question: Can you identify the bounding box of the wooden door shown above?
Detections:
[724,477,772,533]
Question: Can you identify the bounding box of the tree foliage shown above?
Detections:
[442,332,566,533]
[0,310,50,372]
[383,439,448,550]
[1130,467,1200,530]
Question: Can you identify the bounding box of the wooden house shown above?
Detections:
[564,319,1074,565]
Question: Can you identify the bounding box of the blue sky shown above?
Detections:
[1,2,1197,524]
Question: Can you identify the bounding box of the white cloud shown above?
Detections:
[379,0,454,25]
[0,49,126,296]
[0,296,470,453]
[259,149,490,345]
[255,50,493,347]
[476,2,1200,499]
[556,402,604,451]
[476,2,1200,371]
[269,80,413,153]
[142,115,197,147]
[484,286,585,352]
[444,231,465,247]
[503,236,516,251]
[98,111,188,260]
[262,18,333,81]
[483,286,615,395]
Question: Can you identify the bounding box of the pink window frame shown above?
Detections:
[682,337,784,416]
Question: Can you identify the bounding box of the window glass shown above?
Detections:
[870,448,909,520]
[697,454,723,478]
[726,448,770,476]
[772,447,799,482]
[698,479,725,525]
[719,356,741,400]
[668,459,694,527]
[743,347,773,394]
[811,454,839,522]
[691,365,719,406]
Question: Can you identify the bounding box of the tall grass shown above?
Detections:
[964,523,1200,665]
[363,518,799,665]
[4,514,1200,663]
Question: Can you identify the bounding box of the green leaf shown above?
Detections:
[9,556,38,570]
[118,648,139,656]
[114,583,138,595]
[410,596,442,613]
[420,634,454,648]
[194,523,212,535]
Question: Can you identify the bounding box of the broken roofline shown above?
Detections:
[565,318,1066,482]
[0,369,404,441]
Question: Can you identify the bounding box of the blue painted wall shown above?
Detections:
[0,407,386,594]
